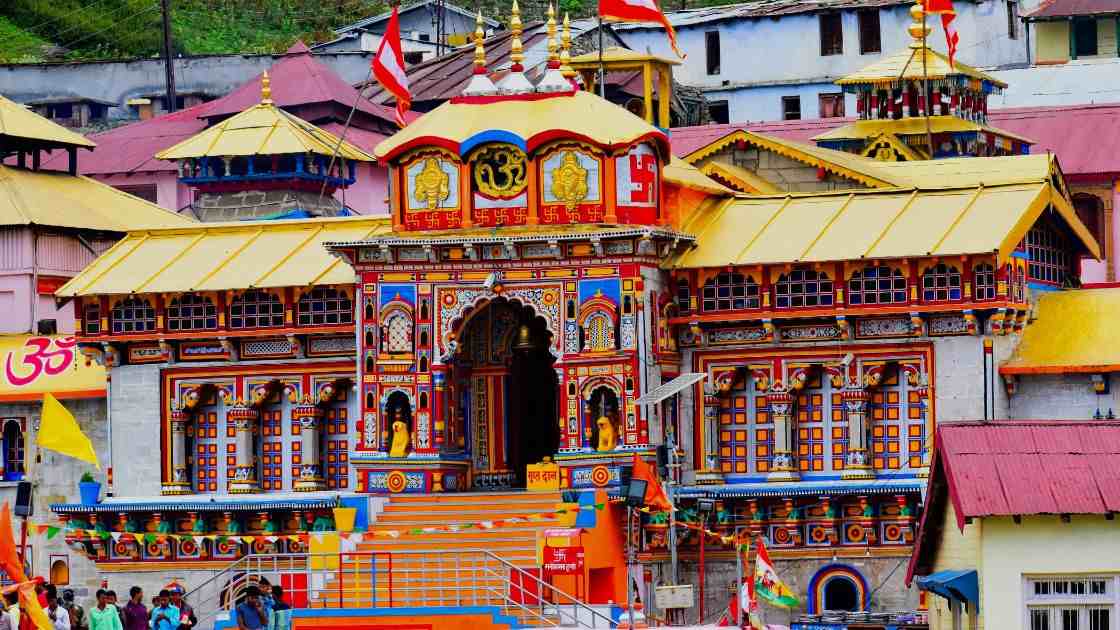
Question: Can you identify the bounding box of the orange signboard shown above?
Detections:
[0,335,105,402]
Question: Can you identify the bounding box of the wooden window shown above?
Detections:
[705,31,721,75]
[858,9,881,53]
[1073,17,1098,57]
[973,264,996,300]
[848,265,907,305]
[2,419,25,481]
[1026,222,1071,284]
[819,92,846,118]
[1026,576,1116,630]
[110,297,156,333]
[775,269,833,308]
[167,294,217,331]
[702,272,759,311]
[1006,1,1018,40]
[709,100,729,124]
[229,290,284,329]
[921,263,962,302]
[782,96,802,121]
[83,302,101,335]
[820,13,843,56]
[297,287,353,326]
[675,278,691,314]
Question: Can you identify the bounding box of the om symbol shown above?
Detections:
[472,144,527,199]
[4,336,76,386]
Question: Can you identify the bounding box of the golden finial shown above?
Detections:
[473,10,487,72]
[260,70,273,104]
[560,13,575,78]
[510,0,524,70]
[546,4,559,67]
[908,0,930,49]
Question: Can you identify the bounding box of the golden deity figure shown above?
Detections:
[596,415,617,451]
[550,151,589,210]
[389,419,411,457]
[413,157,451,210]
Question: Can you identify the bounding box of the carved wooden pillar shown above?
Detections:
[227,406,260,493]
[694,383,725,483]
[841,385,874,480]
[293,404,326,491]
[432,366,449,451]
[766,385,799,482]
[163,409,192,495]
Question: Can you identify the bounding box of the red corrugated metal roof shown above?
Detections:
[937,420,1120,523]
[1025,0,1120,19]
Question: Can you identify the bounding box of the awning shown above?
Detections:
[634,372,706,405]
[916,569,979,611]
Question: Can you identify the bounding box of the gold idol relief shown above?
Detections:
[413,157,451,210]
[550,150,589,210]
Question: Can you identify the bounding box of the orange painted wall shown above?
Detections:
[292,612,509,630]
[550,489,627,605]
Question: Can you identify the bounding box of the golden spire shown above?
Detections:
[510,0,524,70]
[546,4,559,68]
[473,10,487,73]
[260,70,273,104]
[908,0,930,50]
[560,12,575,78]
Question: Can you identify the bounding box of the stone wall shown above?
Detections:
[697,148,871,193]
[1009,373,1120,420]
[194,190,344,222]
[108,363,164,498]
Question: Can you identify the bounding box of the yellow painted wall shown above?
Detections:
[980,515,1120,628]
[1035,21,1069,63]
[926,501,983,630]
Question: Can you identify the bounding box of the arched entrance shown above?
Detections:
[450,297,559,488]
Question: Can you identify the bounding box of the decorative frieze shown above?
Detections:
[855,317,912,339]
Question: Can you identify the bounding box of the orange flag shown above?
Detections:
[0,503,52,630]
[631,453,672,512]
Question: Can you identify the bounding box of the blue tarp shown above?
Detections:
[916,569,979,611]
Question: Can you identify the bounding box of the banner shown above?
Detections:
[0,335,104,402]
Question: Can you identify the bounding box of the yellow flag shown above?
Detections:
[38,392,99,469]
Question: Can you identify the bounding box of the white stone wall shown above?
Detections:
[108,363,164,498]
[931,334,1014,423]
[1008,373,1120,420]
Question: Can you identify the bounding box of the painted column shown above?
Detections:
[766,385,799,482]
[841,385,874,480]
[293,404,326,492]
[693,383,725,483]
[433,366,449,451]
[227,406,260,494]
[163,410,191,495]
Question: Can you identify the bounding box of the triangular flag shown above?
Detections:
[110,532,121,542]
[242,536,255,544]
[753,537,799,608]
[45,526,60,540]
[266,536,278,543]
[38,392,100,468]
[599,0,684,58]
[386,530,400,539]
[479,521,494,529]
[632,453,673,512]
[193,536,205,545]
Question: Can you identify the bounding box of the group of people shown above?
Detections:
[233,581,290,630]
[85,584,196,630]
[1,583,97,630]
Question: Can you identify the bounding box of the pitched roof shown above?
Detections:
[1001,287,1120,374]
[670,119,844,156]
[56,215,390,297]
[836,46,1006,88]
[812,116,1030,144]
[335,0,499,34]
[907,420,1120,582]
[1024,0,1120,19]
[612,0,910,30]
[0,94,96,150]
[0,165,192,231]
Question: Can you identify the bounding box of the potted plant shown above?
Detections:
[78,472,101,506]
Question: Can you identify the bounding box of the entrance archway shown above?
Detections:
[451,297,559,488]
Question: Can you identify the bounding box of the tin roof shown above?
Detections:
[0,94,96,150]
[1024,0,1120,19]
[612,0,911,30]
[835,47,1006,88]
[1001,287,1120,374]
[812,116,1028,144]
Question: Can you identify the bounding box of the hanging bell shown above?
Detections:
[513,324,534,351]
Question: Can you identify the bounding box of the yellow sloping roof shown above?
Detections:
[864,153,1056,188]
[699,161,780,194]
[836,46,1007,88]
[1002,288,1120,374]
[568,46,681,66]
[813,116,1033,145]
[0,165,191,231]
[155,102,374,161]
[0,95,95,148]
[664,157,735,195]
[56,215,390,297]
[672,180,1098,269]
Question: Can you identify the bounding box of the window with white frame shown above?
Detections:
[1025,576,1117,630]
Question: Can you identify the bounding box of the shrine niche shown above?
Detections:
[470,143,529,226]
[540,144,603,223]
[379,300,414,356]
[579,291,618,352]
[405,152,460,211]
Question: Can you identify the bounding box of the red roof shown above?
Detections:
[907,420,1120,582]
[670,103,1120,179]
[1025,0,1120,19]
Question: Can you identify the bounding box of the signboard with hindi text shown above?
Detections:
[526,458,560,491]
[0,335,105,402]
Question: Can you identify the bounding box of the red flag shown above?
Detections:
[922,0,959,67]
[599,0,685,58]
[371,6,411,127]
[630,453,672,511]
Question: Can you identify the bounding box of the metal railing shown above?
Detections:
[184,548,614,629]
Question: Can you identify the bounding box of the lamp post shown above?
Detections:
[624,476,648,630]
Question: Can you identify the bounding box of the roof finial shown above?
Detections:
[510,0,524,71]
[560,13,575,78]
[473,10,487,73]
[546,4,559,68]
[536,3,573,91]
[908,0,930,50]
[261,70,273,104]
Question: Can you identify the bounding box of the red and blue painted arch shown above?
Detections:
[807,563,869,614]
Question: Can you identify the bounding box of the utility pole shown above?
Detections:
[160,0,177,113]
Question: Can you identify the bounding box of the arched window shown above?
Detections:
[297,287,353,326]
[848,265,906,305]
[2,420,25,481]
[973,263,996,301]
[675,278,691,314]
[1073,193,1105,253]
[702,272,759,311]
[584,312,616,351]
[49,559,69,586]
[229,290,284,328]
[921,264,962,302]
[775,269,833,308]
[83,302,101,335]
[823,577,860,612]
[167,294,217,331]
[382,311,414,354]
[1025,222,1071,285]
[111,297,156,333]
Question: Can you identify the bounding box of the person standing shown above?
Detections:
[0,594,14,630]
[167,587,194,630]
[88,592,121,630]
[2,593,19,630]
[148,591,178,630]
[45,592,71,630]
[106,591,123,630]
[62,590,85,630]
[234,587,266,630]
[121,588,146,630]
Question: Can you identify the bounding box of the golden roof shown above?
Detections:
[374,89,668,161]
[865,153,1059,188]
[0,95,96,149]
[56,215,389,297]
[813,116,1032,144]
[155,95,374,161]
[333,222,687,245]
[1001,287,1120,374]
[568,46,681,67]
[672,180,1098,269]
[836,46,1007,88]
[699,161,781,195]
[664,157,735,195]
[0,165,191,231]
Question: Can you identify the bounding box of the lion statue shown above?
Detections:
[596,416,617,452]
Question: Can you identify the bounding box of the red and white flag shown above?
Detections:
[372,6,411,127]
[599,0,685,58]
[923,0,959,68]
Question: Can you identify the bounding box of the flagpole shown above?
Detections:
[597,16,606,98]
[920,1,934,158]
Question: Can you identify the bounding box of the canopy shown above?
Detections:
[916,569,979,611]
[1002,287,1120,374]
[634,373,706,405]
